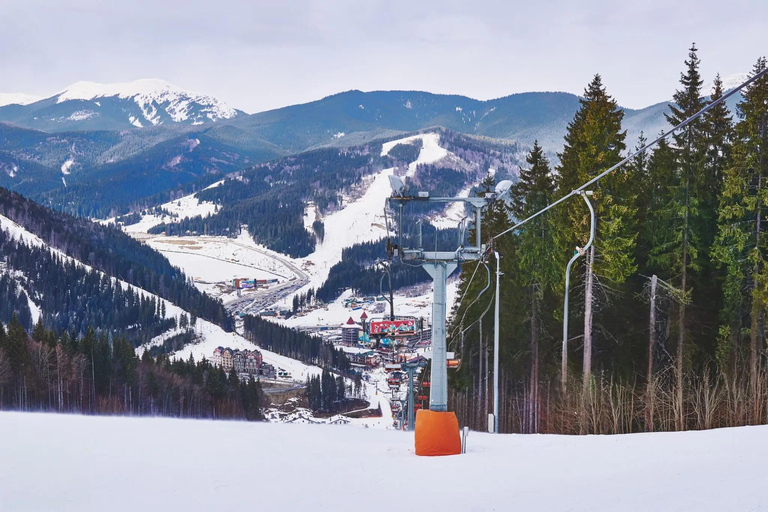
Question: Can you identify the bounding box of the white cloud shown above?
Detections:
[0,0,765,113]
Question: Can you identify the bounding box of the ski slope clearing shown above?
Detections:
[430,183,473,229]
[2,412,765,512]
[381,132,448,177]
[107,180,223,234]
[292,167,394,295]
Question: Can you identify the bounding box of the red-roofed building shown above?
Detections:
[342,317,362,345]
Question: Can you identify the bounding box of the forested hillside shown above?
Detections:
[150,129,522,259]
[0,317,264,421]
[0,187,231,331]
[449,49,768,435]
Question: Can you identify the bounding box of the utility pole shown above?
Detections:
[647,274,658,431]
[492,250,501,433]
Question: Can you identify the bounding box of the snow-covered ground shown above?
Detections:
[146,232,295,282]
[2,412,765,512]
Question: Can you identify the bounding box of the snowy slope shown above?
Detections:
[0,213,191,326]
[0,93,42,107]
[290,132,454,298]
[2,412,766,512]
[152,323,391,424]
[107,179,223,234]
[381,132,449,177]
[295,167,393,291]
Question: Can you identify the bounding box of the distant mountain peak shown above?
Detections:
[58,78,184,102]
[0,92,43,107]
[704,72,750,95]
[52,78,238,126]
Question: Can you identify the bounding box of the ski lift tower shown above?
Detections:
[387,176,513,413]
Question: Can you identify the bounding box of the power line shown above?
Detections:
[492,65,768,241]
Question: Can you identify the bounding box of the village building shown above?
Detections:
[212,347,223,366]
[213,347,263,374]
[232,350,245,372]
[245,350,263,373]
[221,349,233,372]
[341,317,362,345]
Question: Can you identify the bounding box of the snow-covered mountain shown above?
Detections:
[703,72,751,96]
[0,79,242,132]
[55,79,239,126]
[0,92,42,107]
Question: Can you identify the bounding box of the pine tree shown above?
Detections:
[650,44,709,429]
[712,57,768,414]
[512,141,557,432]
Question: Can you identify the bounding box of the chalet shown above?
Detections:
[244,350,262,373]
[212,347,224,366]
[233,350,245,372]
[221,349,233,372]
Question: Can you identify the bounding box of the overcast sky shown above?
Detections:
[1,0,766,113]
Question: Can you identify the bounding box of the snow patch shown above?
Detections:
[303,202,318,233]
[66,110,97,121]
[60,158,74,175]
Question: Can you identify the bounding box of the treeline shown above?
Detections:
[0,227,179,342]
[450,48,768,435]
[242,315,351,374]
[305,370,347,412]
[0,187,231,330]
[0,315,264,421]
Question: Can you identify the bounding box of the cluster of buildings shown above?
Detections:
[340,313,430,348]
[212,347,263,374]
